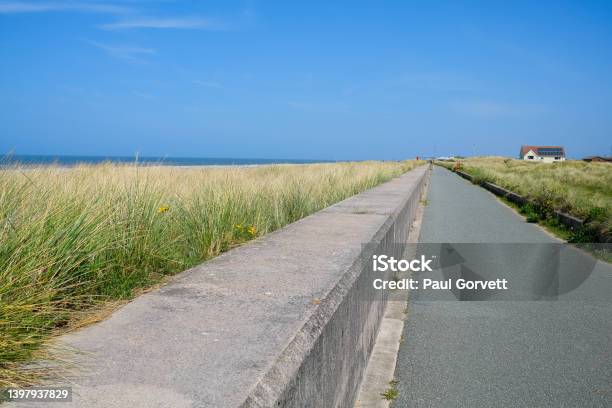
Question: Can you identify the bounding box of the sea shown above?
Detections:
[1,154,333,167]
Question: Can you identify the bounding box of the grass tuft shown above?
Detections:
[381,379,400,400]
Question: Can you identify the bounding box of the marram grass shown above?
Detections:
[0,160,421,386]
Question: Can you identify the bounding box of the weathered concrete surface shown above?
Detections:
[13,165,429,408]
[354,170,429,408]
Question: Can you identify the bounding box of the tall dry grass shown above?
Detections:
[440,157,611,238]
[0,160,421,386]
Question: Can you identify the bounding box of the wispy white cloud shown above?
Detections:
[0,1,130,14]
[193,80,221,89]
[87,41,156,63]
[1,2,238,33]
[99,16,228,30]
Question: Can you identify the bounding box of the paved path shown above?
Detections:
[392,166,612,407]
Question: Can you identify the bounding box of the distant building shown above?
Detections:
[519,145,566,162]
[583,156,612,163]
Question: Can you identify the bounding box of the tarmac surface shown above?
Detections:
[392,166,612,407]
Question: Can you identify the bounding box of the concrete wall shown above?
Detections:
[39,164,430,408]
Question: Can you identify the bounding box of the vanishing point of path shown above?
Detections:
[392,166,612,407]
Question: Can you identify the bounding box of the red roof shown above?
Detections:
[520,145,565,157]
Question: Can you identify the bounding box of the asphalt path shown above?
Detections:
[392,166,612,407]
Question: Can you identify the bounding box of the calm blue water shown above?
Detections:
[1,154,333,167]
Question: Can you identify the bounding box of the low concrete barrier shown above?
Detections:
[505,190,529,206]
[553,211,583,230]
[447,168,584,232]
[481,181,508,196]
[481,182,585,230]
[455,170,473,181]
[482,182,528,206]
[44,164,430,408]
[435,163,609,242]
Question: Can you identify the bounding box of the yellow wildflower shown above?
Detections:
[157,206,170,213]
[247,226,257,236]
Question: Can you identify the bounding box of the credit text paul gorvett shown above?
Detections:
[371,255,508,291]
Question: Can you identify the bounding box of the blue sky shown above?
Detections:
[1,0,611,160]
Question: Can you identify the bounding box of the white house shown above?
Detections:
[519,146,566,162]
